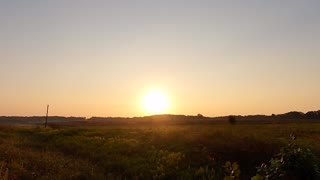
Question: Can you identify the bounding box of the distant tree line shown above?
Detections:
[1,110,319,126]
[277,111,320,119]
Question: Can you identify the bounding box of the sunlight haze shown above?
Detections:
[143,90,169,115]
[1,0,320,117]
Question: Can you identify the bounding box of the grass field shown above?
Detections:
[0,118,320,179]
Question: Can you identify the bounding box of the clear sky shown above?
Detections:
[1,0,320,117]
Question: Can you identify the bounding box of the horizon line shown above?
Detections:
[1,110,319,119]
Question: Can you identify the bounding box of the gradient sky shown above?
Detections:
[1,0,320,117]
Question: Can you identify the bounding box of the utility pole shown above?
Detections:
[45,104,49,128]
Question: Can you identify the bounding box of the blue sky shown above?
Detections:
[1,0,320,116]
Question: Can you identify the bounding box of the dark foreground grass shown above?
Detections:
[0,120,320,179]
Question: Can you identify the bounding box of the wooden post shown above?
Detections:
[45,104,49,128]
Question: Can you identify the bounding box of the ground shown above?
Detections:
[0,117,319,179]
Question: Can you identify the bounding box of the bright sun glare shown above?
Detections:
[143,91,169,115]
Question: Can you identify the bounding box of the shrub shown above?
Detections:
[149,148,184,179]
[197,114,204,118]
[252,135,320,180]
[194,166,217,179]
[224,161,240,180]
[228,116,236,124]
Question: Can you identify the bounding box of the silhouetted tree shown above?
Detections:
[228,115,236,124]
[280,111,304,119]
[197,114,204,118]
[305,111,319,119]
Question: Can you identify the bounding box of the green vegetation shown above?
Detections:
[224,161,241,180]
[252,135,320,180]
[0,119,320,179]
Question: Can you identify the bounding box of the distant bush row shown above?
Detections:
[1,110,319,126]
[275,111,320,119]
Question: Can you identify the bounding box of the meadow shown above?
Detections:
[0,117,320,179]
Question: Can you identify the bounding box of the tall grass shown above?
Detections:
[0,122,319,179]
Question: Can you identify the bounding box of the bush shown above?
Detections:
[224,161,240,180]
[148,148,184,179]
[197,114,204,118]
[252,135,320,180]
[228,116,236,124]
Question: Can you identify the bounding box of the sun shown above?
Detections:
[143,90,169,115]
